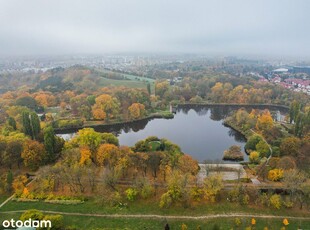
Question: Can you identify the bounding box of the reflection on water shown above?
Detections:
[57,105,287,163]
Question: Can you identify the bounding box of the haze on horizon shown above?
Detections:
[0,0,309,59]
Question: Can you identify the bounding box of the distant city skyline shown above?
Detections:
[0,0,310,59]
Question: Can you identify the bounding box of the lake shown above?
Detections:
[57,104,289,162]
[57,105,288,162]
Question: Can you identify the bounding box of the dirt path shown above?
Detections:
[1,210,310,221]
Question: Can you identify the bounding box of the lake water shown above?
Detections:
[117,106,248,162]
[57,105,287,163]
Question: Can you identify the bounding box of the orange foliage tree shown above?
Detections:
[21,140,47,170]
[79,146,92,165]
[92,94,120,120]
[96,143,120,167]
[128,103,146,119]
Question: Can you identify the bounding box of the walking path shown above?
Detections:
[1,210,310,221]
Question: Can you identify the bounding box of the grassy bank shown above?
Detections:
[1,198,309,217]
[0,212,308,229]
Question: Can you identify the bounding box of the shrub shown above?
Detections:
[140,184,154,199]
[125,188,138,201]
[44,200,84,205]
[268,169,284,181]
[270,194,282,209]
[159,192,173,208]
[43,215,64,230]
[20,209,44,221]
[249,151,260,164]
[234,217,242,227]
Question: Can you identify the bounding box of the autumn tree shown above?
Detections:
[280,137,301,157]
[283,169,308,208]
[80,146,92,165]
[203,174,224,202]
[21,140,47,170]
[256,110,273,132]
[92,108,106,120]
[155,81,169,98]
[177,154,199,176]
[128,103,146,119]
[75,128,102,152]
[92,94,120,121]
[96,143,120,168]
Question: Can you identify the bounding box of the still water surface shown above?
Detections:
[57,105,287,162]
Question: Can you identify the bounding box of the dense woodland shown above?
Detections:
[0,65,309,229]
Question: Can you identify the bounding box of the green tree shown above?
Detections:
[289,100,301,123]
[6,170,13,193]
[16,96,37,110]
[256,140,270,158]
[22,111,32,137]
[101,132,119,146]
[44,126,56,161]
[147,82,151,95]
[245,135,262,151]
[22,112,41,139]
[7,117,17,130]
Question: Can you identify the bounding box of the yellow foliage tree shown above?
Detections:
[92,94,119,120]
[256,110,274,131]
[96,143,120,167]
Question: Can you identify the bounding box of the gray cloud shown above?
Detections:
[0,0,309,58]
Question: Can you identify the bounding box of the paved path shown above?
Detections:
[0,194,15,209]
[0,178,35,209]
[1,210,310,221]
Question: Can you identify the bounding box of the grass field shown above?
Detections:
[1,198,310,229]
[98,70,156,94]
[0,195,9,204]
[1,198,309,217]
[0,212,309,229]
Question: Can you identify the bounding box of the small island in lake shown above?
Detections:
[223,145,244,161]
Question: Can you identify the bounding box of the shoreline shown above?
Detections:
[54,103,288,134]
[54,112,174,134]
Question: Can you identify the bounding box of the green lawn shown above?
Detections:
[0,213,308,230]
[0,195,10,204]
[1,199,309,218]
[99,77,149,90]
[98,69,156,94]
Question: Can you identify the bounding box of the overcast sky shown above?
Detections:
[0,0,309,58]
